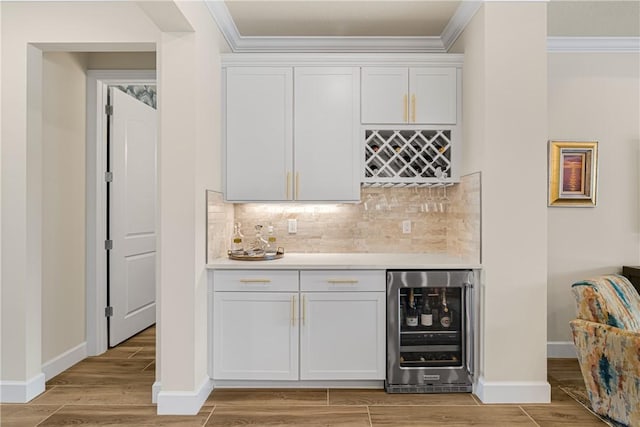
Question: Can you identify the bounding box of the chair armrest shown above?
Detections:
[570,319,640,426]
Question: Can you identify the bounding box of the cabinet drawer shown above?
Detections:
[300,270,385,292]
[213,270,299,292]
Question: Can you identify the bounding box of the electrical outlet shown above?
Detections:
[402,220,411,234]
[288,218,297,234]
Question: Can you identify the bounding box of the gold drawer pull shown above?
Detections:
[327,279,359,284]
[403,94,408,122]
[411,94,416,122]
[286,172,291,199]
[239,279,272,283]
[291,295,296,326]
[302,295,306,326]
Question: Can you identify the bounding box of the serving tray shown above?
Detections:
[227,247,284,261]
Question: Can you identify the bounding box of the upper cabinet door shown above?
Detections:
[410,67,457,125]
[294,67,360,202]
[225,67,293,201]
[361,67,409,124]
[361,66,457,125]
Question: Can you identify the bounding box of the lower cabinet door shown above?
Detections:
[213,292,299,380]
[299,292,385,380]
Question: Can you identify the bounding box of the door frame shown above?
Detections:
[86,70,156,356]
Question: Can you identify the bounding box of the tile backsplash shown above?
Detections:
[207,173,481,263]
[206,190,234,262]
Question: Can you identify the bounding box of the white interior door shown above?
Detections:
[108,87,157,347]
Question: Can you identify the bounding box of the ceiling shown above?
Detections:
[225,1,461,37]
[207,1,640,52]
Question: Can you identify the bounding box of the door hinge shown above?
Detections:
[105,104,113,115]
[105,306,113,317]
[104,171,113,183]
[105,240,113,250]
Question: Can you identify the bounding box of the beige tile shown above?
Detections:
[369,405,538,426]
[47,358,155,386]
[37,405,213,427]
[549,386,584,405]
[31,384,152,405]
[206,389,328,406]
[101,346,144,359]
[0,404,61,427]
[206,405,370,427]
[130,347,156,359]
[521,402,609,426]
[329,389,477,406]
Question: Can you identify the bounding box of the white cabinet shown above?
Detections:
[213,291,298,380]
[294,67,360,201]
[361,66,458,125]
[224,67,292,201]
[224,66,360,202]
[299,270,385,380]
[211,269,385,382]
[212,271,299,380]
[300,292,385,380]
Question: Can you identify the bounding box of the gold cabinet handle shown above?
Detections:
[291,295,296,326]
[286,172,291,200]
[302,295,306,326]
[403,94,408,122]
[239,279,271,283]
[295,172,300,200]
[411,94,416,122]
[327,279,359,284]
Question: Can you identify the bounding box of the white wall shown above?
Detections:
[154,0,227,413]
[547,53,640,346]
[1,0,159,401]
[42,52,88,363]
[87,52,156,70]
[2,0,229,411]
[454,2,550,403]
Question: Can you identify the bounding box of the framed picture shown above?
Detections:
[548,141,598,207]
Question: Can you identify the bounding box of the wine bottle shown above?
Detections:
[439,289,451,328]
[420,294,433,327]
[430,294,439,324]
[406,289,419,327]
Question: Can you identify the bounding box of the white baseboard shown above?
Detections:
[152,381,161,404]
[156,376,213,415]
[0,373,46,403]
[475,376,551,404]
[42,342,87,381]
[213,379,384,388]
[547,341,577,359]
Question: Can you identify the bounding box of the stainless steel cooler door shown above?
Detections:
[386,270,474,392]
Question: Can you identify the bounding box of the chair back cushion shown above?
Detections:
[572,274,640,332]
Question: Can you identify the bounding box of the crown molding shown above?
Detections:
[441,1,483,50]
[220,52,464,67]
[205,0,240,51]
[230,36,446,53]
[205,0,473,53]
[548,37,640,53]
[206,1,639,54]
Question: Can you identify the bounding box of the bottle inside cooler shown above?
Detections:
[398,286,463,369]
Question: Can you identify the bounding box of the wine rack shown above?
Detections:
[363,129,453,186]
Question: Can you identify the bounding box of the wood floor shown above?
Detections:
[1,326,608,426]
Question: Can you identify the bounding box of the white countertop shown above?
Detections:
[207,253,481,270]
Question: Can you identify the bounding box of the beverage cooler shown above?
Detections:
[386,270,475,393]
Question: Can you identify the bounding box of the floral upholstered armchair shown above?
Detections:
[570,274,640,426]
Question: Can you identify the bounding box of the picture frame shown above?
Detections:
[548,141,598,207]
